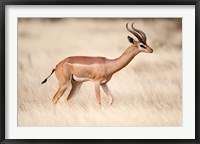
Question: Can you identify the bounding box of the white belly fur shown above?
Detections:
[73,75,91,82]
[72,75,109,84]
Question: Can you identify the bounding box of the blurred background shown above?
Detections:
[18,18,182,126]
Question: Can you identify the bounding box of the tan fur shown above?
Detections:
[51,42,153,106]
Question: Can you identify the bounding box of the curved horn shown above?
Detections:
[126,23,143,42]
[131,22,147,44]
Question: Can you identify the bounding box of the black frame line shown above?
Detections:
[0,0,199,144]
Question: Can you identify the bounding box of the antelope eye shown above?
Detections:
[140,44,146,48]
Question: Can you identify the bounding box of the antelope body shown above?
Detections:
[41,22,153,107]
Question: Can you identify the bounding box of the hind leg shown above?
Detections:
[52,65,72,104]
[52,81,70,104]
[66,80,82,104]
[51,82,70,115]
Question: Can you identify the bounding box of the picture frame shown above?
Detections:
[1,0,199,143]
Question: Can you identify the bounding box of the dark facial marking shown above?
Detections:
[140,44,146,49]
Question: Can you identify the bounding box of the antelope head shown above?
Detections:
[126,22,153,53]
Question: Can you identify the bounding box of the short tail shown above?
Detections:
[41,69,55,84]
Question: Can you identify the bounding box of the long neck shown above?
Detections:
[108,45,139,74]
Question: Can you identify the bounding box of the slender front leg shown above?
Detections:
[66,81,82,104]
[94,82,101,108]
[101,83,114,106]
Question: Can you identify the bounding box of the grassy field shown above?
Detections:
[18,18,182,126]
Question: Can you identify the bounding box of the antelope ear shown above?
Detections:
[127,36,135,44]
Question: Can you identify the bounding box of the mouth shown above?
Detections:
[149,48,153,53]
[145,47,153,53]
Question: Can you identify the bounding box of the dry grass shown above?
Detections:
[18,18,182,126]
